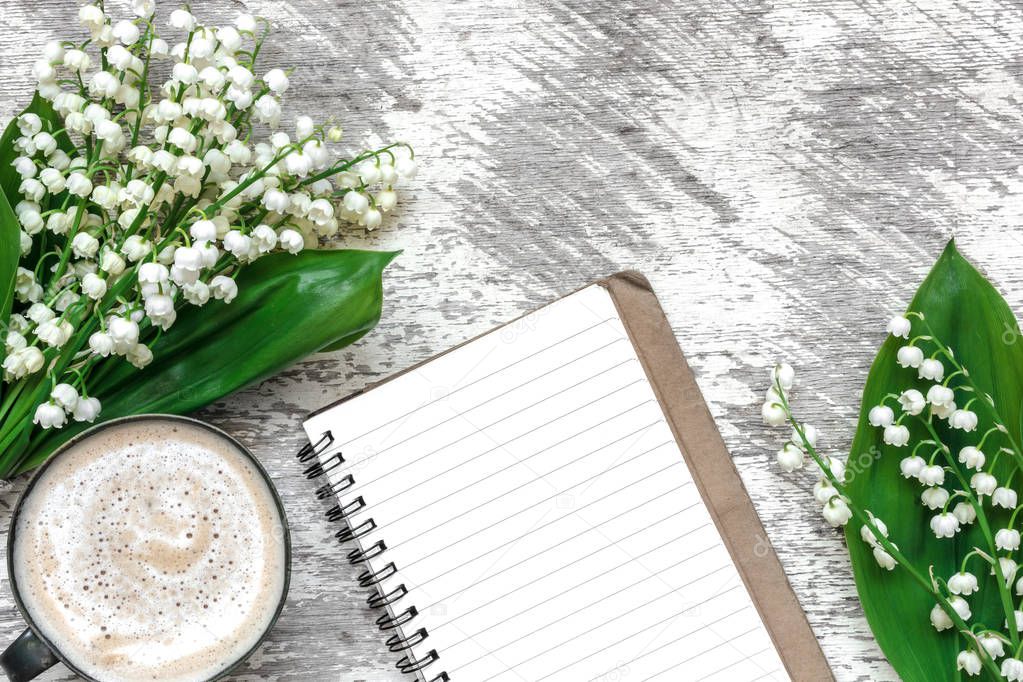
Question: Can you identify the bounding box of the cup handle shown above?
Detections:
[0,628,59,681]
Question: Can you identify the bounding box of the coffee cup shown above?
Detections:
[0,414,291,681]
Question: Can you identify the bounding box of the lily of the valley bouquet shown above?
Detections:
[763,241,1023,681]
[0,1,414,477]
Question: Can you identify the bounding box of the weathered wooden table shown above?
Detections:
[3,0,1020,679]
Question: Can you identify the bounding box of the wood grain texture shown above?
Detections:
[2,0,1021,679]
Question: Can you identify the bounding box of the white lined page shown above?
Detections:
[304,285,789,682]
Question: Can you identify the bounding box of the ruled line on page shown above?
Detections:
[361,408,659,513]
[535,585,747,681]
[350,387,654,504]
[591,607,753,681]
[694,648,775,682]
[429,519,712,626]
[425,505,706,613]
[400,458,689,571]
[554,479,718,615]
[450,546,725,667]
[336,346,633,476]
[413,482,694,590]
[588,605,763,682]
[437,470,679,597]
[361,336,631,470]
[496,562,737,674]
[376,421,666,531]
[349,364,642,488]
[627,568,777,682]
[383,444,678,557]
[333,316,620,450]
[632,627,765,682]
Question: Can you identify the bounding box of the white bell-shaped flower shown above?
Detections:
[813,479,838,505]
[921,486,949,510]
[899,455,926,479]
[33,401,66,429]
[775,443,803,473]
[822,497,852,527]
[998,529,1022,551]
[994,487,1019,510]
[1002,658,1023,682]
[926,384,954,407]
[919,358,945,382]
[251,224,278,253]
[979,634,1005,659]
[81,272,107,300]
[263,68,289,94]
[859,517,889,546]
[210,276,238,303]
[898,389,926,415]
[108,317,140,355]
[956,650,982,677]
[948,572,979,596]
[952,502,977,525]
[126,343,153,369]
[72,396,101,423]
[169,8,196,30]
[89,331,114,357]
[883,424,910,447]
[887,315,912,338]
[868,405,894,427]
[930,603,954,631]
[144,294,176,331]
[896,345,924,369]
[872,546,896,571]
[918,465,945,486]
[949,409,978,432]
[958,446,985,471]
[51,383,79,411]
[971,472,997,497]
[279,229,304,254]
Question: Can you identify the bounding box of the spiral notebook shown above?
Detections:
[298,272,831,681]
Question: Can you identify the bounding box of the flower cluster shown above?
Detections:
[763,312,1023,679]
[5,3,414,439]
[761,364,855,531]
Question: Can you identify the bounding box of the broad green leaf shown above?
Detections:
[845,240,1023,681]
[319,249,400,352]
[11,249,397,475]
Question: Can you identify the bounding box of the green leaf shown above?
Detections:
[845,239,1023,681]
[12,249,397,475]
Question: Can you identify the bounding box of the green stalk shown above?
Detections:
[917,415,1021,649]
[775,382,1004,678]
[299,143,408,188]
[919,315,1023,472]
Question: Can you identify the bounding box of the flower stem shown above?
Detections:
[917,414,1021,649]
[776,380,1005,678]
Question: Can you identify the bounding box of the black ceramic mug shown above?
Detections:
[0,414,291,681]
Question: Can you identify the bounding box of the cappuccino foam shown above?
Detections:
[12,421,287,681]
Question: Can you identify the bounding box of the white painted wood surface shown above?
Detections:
[2,0,1021,679]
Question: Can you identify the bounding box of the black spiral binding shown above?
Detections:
[299,431,447,680]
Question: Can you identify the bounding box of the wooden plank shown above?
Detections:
[4,0,1021,678]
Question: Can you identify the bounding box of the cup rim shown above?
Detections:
[5,413,292,682]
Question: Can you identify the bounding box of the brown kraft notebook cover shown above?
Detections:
[600,271,832,682]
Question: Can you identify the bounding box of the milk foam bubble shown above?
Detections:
[12,420,287,681]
